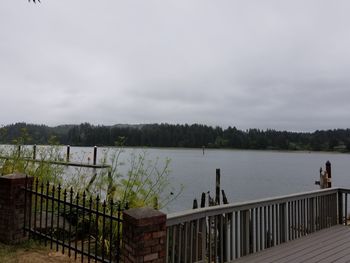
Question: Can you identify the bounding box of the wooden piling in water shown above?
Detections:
[191,169,230,262]
[216,169,220,205]
[316,161,332,189]
[222,190,228,204]
[66,145,70,163]
[33,145,36,160]
[200,193,206,208]
[193,199,198,209]
[93,146,97,165]
[326,160,332,188]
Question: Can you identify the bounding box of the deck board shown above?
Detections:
[234,226,344,263]
[234,225,350,263]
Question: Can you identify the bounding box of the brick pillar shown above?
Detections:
[122,207,166,263]
[0,173,33,244]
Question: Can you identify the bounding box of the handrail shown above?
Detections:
[0,156,110,169]
[166,187,350,262]
[167,187,347,226]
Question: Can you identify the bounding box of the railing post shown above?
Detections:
[244,210,250,255]
[279,202,288,243]
[0,173,33,244]
[345,193,348,225]
[122,207,166,263]
[338,191,344,225]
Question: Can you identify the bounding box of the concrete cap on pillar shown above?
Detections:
[123,207,166,226]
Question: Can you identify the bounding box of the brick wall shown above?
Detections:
[122,207,166,263]
[0,173,33,244]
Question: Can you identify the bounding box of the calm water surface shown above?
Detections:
[6,145,350,213]
[66,147,350,213]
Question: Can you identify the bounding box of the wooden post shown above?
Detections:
[326,161,332,188]
[338,192,344,224]
[193,198,198,209]
[279,203,287,242]
[208,193,214,206]
[93,146,97,165]
[216,169,220,205]
[222,190,228,204]
[215,169,222,261]
[33,144,36,160]
[200,193,206,208]
[222,189,229,261]
[66,145,70,163]
[317,168,322,188]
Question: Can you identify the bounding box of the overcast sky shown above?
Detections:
[1,1,350,132]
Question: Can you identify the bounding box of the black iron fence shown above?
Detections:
[23,176,125,263]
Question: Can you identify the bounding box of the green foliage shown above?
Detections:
[80,138,182,209]
[0,130,64,184]
[0,129,181,210]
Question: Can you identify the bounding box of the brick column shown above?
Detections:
[122,207,166,263]
[0,173,33,244]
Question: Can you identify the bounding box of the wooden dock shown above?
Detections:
[0,156,111,169]
[166,187,350,263]
[234,225,350,263]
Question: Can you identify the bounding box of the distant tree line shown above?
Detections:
[1,122,350,152]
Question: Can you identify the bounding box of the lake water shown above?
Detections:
[4,145,350,213]
[64,147,350,213]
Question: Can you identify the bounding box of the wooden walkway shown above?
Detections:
[234,225,350,263]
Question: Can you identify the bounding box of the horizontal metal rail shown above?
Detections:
[23,187,122,222]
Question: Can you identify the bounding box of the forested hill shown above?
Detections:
[1,122,350,152]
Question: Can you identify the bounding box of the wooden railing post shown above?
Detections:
[279,202,288,242]
[243,210,250,255]
[338,191,344,225]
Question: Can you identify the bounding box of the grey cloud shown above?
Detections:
[1,1,350,131]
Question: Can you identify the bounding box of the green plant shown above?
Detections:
[0,132,183,258]
[0,130,182,210]
[0,130,64,184]
[83,139,183,209]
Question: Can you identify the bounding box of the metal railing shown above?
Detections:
[166,187,350,263]
[23,176,125,263]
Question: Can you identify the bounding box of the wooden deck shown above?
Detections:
[166,188,350,263]
[234,225,350,263]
